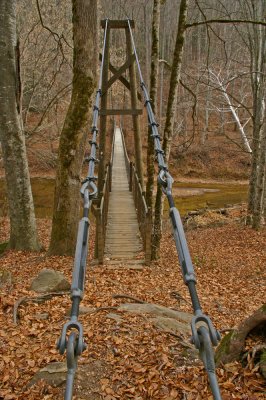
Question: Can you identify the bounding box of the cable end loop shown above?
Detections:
[158,170,174,195]
[81,179,98,199]
[191,313,220,350]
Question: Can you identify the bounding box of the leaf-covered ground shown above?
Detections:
[0,215,265,400]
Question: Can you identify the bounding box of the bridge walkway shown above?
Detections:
[104,127,142,262]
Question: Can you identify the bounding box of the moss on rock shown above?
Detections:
[215,330,236,366]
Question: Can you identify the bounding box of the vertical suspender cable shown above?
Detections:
[127,19,222,400]
[56,19,109,400]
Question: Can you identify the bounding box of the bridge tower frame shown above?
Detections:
[98,19,144,192]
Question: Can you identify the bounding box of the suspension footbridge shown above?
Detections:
[56,19,222,400]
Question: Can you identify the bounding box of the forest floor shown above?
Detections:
[0,127,265,398]
[0,210,265,400]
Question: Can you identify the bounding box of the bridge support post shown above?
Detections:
[98,26,110,195]
[125,29,144,190]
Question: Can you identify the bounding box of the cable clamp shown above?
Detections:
[152,133,161,141]
[150,121,159,127]
[86,156,99,164]
[89,139,98,148]
[155,148,164,155]
[91,126,99,133]
[140,82,146,90]
[144,99,152,107]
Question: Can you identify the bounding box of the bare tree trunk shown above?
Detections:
[159,12,166,127]
[49,0,98,255]
[202,84,211,145]
[152,0,188,259]
[247,0,266,228]
[0,0,40,251]
[146,0,160,213]
[264,165,266,221]
[208,70,252,153]
[253,122,266,228]
[144,4,149,84]
[216,304,266,366]
[220,82,252,153]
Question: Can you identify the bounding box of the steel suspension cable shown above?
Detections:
[127,19,222,400]
[56,19,109,400]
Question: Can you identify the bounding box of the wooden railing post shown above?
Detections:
[145,207,152,265]
[93,198,100,260]
[97,207,104,264]
[109,161,112,192]
[129,161,133,191]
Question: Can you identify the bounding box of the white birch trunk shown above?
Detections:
[0,0,40,250]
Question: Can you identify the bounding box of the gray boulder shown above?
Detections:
[118,303,192,324]
[29,362,67,387]
[151,316,191,336]
[118,303,192,337]
[30,269,70,293]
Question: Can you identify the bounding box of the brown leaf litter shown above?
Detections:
[0,215,265,399]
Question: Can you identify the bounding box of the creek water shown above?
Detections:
[0,178,248,218]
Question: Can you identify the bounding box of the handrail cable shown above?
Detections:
[56,19,109,400]
[127,19,222,400]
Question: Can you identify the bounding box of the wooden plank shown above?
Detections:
[99,109,142,116]
[104,128,143,263]
[101,19,134,29]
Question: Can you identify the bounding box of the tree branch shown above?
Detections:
[35,0,72,49]
[186,19,266,29]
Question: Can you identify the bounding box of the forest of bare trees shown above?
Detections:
[2,0,264,252]
[0,1,265,399]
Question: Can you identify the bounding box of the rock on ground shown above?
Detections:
[30,268,70,293]
[29,362,67,387]
[118,303,192,337]
[118,303,192,323]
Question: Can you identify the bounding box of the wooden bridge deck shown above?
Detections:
[104,127,142,261]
